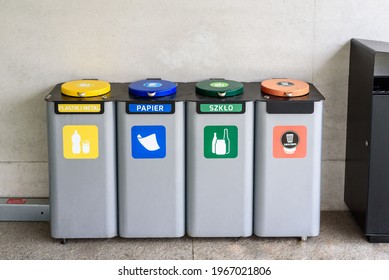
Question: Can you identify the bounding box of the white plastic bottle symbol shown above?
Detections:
[72,130,81,154]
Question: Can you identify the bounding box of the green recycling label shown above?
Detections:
[204,126,238,159]
[210,82,229,88]
[199,103,243,113]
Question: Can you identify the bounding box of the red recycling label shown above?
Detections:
[273,126,307,158]
[6,198,27,204]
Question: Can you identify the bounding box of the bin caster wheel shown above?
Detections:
[60,238,67,245]
[301,236,307,242]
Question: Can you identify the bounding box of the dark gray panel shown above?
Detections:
[367,95,389,233]
[344,39,375,232]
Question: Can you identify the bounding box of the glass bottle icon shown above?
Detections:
[212,133,217,153]
[72,130,81,154]
[211,129,231,156]
[223,128,230,155]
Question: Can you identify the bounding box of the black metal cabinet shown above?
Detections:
[345,39,389,243]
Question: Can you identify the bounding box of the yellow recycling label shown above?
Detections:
[57,104,101,113]
[63,125,99,159]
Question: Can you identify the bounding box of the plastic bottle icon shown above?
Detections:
[72,130,81,154]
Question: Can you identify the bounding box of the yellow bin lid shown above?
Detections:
[61,80,111,98]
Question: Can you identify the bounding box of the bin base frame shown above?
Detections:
[0,198,49,221]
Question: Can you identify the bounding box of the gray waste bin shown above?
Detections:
[253,79,324,240]
[186,79,254,237]
[117,79,185,238]
[46,80,117,241]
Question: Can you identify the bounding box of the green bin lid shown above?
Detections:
[195,79,244,97]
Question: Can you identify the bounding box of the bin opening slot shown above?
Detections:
[266,101,314,114]
[373,76,389,94]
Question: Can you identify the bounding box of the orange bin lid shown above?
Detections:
[261,79,310,97]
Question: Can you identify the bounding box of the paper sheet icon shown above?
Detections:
[137,133,160,151]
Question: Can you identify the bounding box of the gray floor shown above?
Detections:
[1,211,389,260]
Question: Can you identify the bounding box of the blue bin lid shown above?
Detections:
[128,79,177,97]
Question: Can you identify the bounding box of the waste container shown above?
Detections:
[345,38,389,243]
[46,80,117,241]
[117,79,185,237]
[254,78,324,240]
[186,79,254,237]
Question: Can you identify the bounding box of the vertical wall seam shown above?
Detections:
[191,238,195,260]
[312,0,317,83]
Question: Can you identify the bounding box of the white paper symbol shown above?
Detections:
[137,133,160,151]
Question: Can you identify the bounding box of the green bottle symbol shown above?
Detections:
[213,129,230,155]
[224,128,230,155]
[204,125,238,159]
[212,133,217,154]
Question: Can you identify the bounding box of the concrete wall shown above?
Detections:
[1,0,389,210]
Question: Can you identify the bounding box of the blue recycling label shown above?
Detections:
[143,82,162,88]
[129,80,177,97]
[128,103,173,113]
[131,125,166,159]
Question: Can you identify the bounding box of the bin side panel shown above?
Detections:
[48,102,117,239]
[254,101,322,237]
[118,101,185,238]
[344,40,375,232]
[186,102,254,237]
